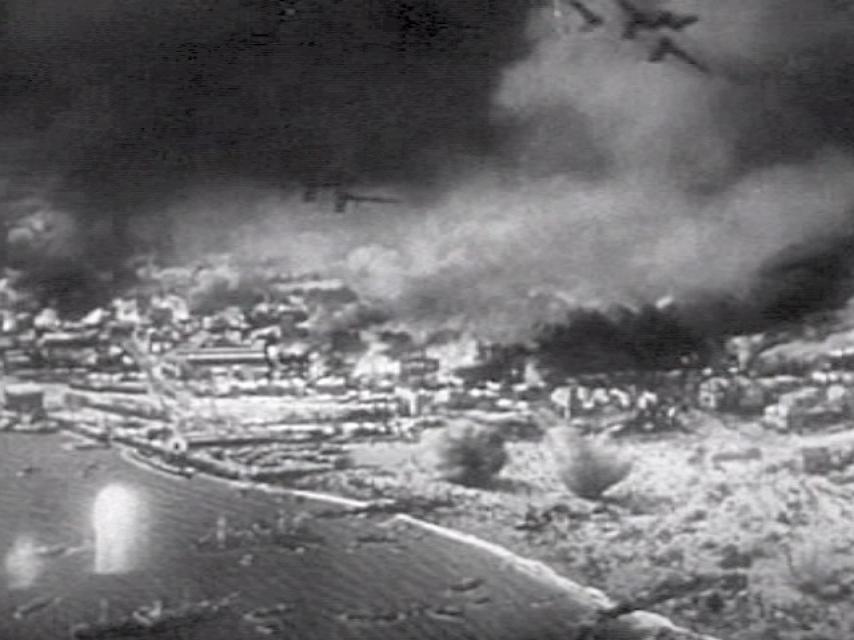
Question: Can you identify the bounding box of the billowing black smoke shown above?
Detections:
[0,0,532,280]
[5,0,854,358]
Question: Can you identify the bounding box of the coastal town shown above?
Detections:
[2,0,853,637]
[5,255,854,639]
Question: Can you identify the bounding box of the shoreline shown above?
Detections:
[6,372,722,640]
[106,429,716,640]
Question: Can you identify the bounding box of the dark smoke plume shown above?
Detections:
[4,0,854,352]
[1,0,531,276]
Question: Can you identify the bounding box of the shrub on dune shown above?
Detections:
[431,420,508,488]
[548,426,632,500]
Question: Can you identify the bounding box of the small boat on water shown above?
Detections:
[270,529,327,552]
[241,602,295,626]
[194,514,326,553]
[69,593,239,639]
[335,606,413,625]
[12,595,62,620]
[34,543,69,558]
[126,449,196,479]
[448,577,485,593]
[15,464,41,477]
[424,604,466,623]
[194,528,254,552]
[354,533,399,545]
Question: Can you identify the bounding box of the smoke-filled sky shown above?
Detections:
[4,0,854,339]
[1,0,529,196]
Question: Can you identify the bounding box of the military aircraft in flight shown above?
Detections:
[648,36,709,73]
[615,0,699,40]
[333,191,401,214]
[302,180,343,203]
[547,0,605,30]
[566,1,606,30]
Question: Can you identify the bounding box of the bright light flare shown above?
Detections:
[4,535,43,590]
[92,484,143,575]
